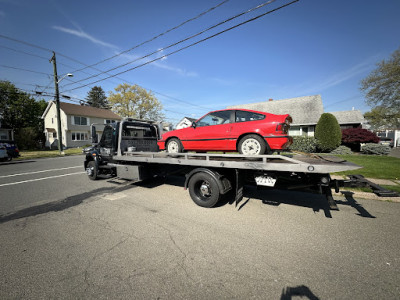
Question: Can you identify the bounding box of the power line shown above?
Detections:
[63,0,278,88]
[66,0,299,92]
[0,34,210,112]
[70,0,230,74]
[0,64,52,76]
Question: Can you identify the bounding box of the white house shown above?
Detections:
[42,101,121,149]
[176,117,197,130]
[227,95,367,137]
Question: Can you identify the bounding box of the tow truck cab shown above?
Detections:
[84,119,161,178]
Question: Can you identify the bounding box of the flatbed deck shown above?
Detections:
[113,152,361,174]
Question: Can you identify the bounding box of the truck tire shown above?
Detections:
[238,134,267,155]
[188,172,221,208]
[86,161,98,180]
[166,138,183,153]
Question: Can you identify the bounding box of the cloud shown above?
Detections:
[52,25,119,49]
[297,56,379,95]
[117,52,198,77]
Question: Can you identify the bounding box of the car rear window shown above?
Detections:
[235,111,265,122]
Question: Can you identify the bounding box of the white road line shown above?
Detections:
[0,166,82,178]
[0,171,86,187]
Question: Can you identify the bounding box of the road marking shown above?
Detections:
[0,171,86,187]
[0,166,82,178]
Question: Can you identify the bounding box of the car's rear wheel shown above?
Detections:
[238,134,267,155]
[166,138,183,153]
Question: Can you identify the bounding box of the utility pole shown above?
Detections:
[50,51,63,154]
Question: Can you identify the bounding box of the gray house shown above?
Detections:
[227,95,366,137]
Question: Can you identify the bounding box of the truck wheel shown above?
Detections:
[188,172,221,208]
[238,134,267,155]
[86,161,98,180]
[166,138,183,153]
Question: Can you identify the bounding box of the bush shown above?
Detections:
[342,128,379,151]
[288,136,317,153]
[361,143,391,155]
[315,113,342,152]
[330,145,353,155]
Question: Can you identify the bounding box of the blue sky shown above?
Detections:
[1,0,399,125]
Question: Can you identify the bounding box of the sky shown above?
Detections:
[0,0,399,125]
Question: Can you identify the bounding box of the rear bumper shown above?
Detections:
[265,136,293,150]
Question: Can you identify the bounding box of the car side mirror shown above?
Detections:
[91,125,98,144]
[191,122,197,128]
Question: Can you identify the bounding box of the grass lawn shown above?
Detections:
[16,148,83,160]
[333,154,400,180]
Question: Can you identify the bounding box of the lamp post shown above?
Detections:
[50,51,73,154]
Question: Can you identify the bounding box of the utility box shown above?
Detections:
[116,165,150,181]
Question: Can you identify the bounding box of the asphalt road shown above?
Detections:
[0,156,399,299]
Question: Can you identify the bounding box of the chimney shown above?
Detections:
[268,98,273,102]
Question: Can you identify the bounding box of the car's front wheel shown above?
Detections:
[238,134,267,155]
[166,138,183,153]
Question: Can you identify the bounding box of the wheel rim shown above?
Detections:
[196,180,212,200]
[241,138,261,155]
[167,140,179,153]
[86,166,94,176]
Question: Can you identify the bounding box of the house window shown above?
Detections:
[105,119,116,124]
[74,116,88,126]
[72,132,88,141]
[53,132,57,138]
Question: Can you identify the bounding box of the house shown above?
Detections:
[0,120,14,141]
[176,117,197,130]
[42,101,121,149]
[227,95,367,137]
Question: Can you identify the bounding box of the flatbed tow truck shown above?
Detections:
[84,118,398,208]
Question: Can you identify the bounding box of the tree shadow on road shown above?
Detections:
[0,184,136,224]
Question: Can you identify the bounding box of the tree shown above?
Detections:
[341,128,379,151]
[0,81,47,149]
[314,113,342,152]
[363,106,400,130]
[360,47,400,128]
[85,86,109,108]
[108,83,164,121]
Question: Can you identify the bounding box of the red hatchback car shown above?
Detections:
[158,109,293,155]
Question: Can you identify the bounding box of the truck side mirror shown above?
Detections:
[91,125,98,144]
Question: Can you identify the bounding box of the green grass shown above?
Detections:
[16,148,83,160]
[333,154,400,180]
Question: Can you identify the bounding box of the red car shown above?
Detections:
[158,109,293,155]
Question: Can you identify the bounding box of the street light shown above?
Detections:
[50,51,73,154]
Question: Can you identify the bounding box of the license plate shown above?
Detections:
[255,176,276,187]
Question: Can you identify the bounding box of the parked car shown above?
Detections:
[1,141,20,158]
[0,145,10,161]
[158,109,293,155]
[379,137,394,148]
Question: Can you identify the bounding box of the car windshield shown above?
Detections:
[197,111,231,127]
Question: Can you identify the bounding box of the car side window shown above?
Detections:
[235,111,265,122]
[197,111,232,127]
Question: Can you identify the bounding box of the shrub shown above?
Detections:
[361,143,391,155]
[288,136,317,153]
[330,145,353,155]
[315,113,342,152]
[342,128,379,151]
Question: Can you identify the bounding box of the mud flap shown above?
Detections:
[235,169,244,208]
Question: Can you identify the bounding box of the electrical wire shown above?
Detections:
[63,0,278,88]
[70,0,230,74]
[66,0,299,92]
